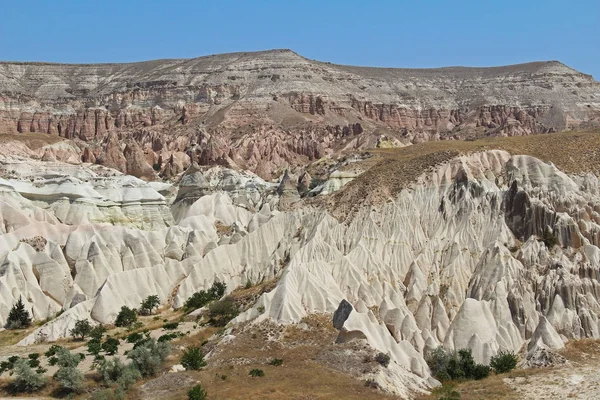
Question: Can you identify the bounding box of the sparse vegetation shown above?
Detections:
[180,346,207,370]
[90,324,108,341]
[53,347,85,393]
[490,350,518,374]
[97,357,141,390]
[208,299,239,327]
[126,332,144,344]
[10,358,46,392]
[139,295,160,316]
[163,321,180,330]
[6,297,32,329]
[374,352,390,367]
[249,368,265,377]
[88,339,102,356]
[102,337,120,355]
[70,318,93,340]
[269,358,284,366]
[425,347,490,382]
[184,281,227,311]
[115,306,138,328]
[158,332,181,342]
[540,227,558,249]
[188,384,208,400]
[127,338,170,377]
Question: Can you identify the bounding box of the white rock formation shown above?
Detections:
[4,149,600,396]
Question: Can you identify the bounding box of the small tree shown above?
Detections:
[97,358,141,389]
[53,348,84,393]
[90,324,107,341]
[207,299,239,327]
[139,295,160,316]
[87,339,102,356]
[115,306,138,328]
[102,337,120,355]
[70,319,92,341]
[11,358,45,392]
[127,338,170,377]
[180,346,206,371]
[490,350,518,373]
[126,332,144,344]
[6,298,32,329]
[184,281,227,311]
[188,384,208,400]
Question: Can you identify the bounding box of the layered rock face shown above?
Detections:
[3,146,600,395]
[1,50,599,178]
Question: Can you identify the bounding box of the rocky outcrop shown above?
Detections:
[5,147,600,396]
[1,50,599,178]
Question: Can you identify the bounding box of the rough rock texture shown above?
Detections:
[1,49,599,178]
[5,144,600,396]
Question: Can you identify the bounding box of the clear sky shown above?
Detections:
[1,0,598,79]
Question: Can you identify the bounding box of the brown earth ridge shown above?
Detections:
[1,49,599,179]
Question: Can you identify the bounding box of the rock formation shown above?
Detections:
[2,141,600,396]
[1,49,599,178]
[2,51,600,397]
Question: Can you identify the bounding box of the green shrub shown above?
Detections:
[162,321,179,330]
[208,299,239,327]
[490,350,518,373]
[88,339,102,356]
[11,358,45,392]
[27,353,40,368]
[54,366,85,393]
[52,348,84,392]
[180,346,206,371]
[115,306,138,328]
[472,363,491,380]
[540,227,558,248]
[249,368,264,377]
[6,297,32,329]
[269,358,283,366]
[44,344,63,358]
[425,347,489,382]
[139,295,160,316]
[90,324,107,341]
[102,337,120,355]
[126,332,143,344]
[97,358,141,389]
[158,332,179,342]
[127,338,170,377]
[70,319,92,340]
[184,281,227,311]
[53,347,82,368]
[374,352,390,367]
[188,384,208,400]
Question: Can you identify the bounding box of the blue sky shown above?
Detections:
[1,0,598,78]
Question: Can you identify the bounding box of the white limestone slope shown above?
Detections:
[3,149,600,396]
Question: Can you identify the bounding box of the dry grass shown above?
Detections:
[559,338,600,364]
[0,329,32,348]
[318,130,600,221]
[134,314,398,400]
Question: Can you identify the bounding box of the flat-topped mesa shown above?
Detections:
[1,49,599,178]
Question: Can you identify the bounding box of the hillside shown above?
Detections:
[1,49,599,179]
